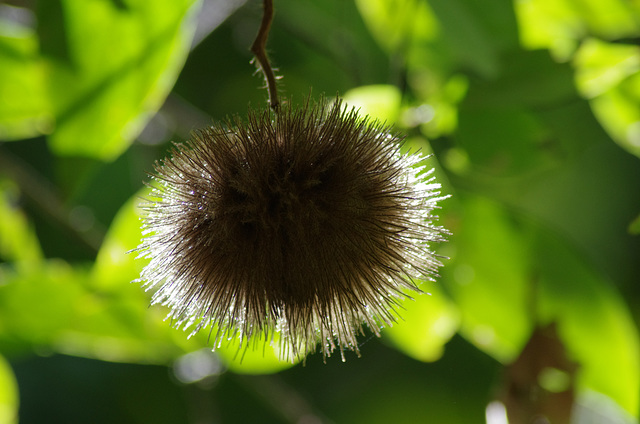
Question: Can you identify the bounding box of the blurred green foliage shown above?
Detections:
[1,0,640,423]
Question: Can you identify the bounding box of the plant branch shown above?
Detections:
[0,147,104,255]
[251,0,279,111]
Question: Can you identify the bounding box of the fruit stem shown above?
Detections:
[251,0,279,112]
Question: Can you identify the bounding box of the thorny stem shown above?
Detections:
[251,0,279,112]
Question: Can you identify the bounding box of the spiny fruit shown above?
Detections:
[136,97,448,360]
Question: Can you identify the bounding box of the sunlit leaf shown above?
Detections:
[0,181,43,266]
[0,187,179,363]
[442,196,533,362]
[356,0,518,78]
[39,0,200,160]
[0,260,85,354]
[0,354,17,424]
[92,188,148,291]
[355,0,439,54]
[589,82,640,158]
[514,0,585,58]
[343,85,402,124]
[85,189,188,363]
[384,281,459,362]
[574,39,640,158]
[415,74,468,138]
[0,16,52,140]
[214,331,300,375]
[444,194,640,417]
[535,232,640,417]
[576,0,639,37]
[574,39,640,98]
[514,0,640,59]
[629,212,640,235]
[0,256,180,363]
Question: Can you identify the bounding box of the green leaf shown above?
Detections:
[414,74,468,138]
[355,0,439,54]
[0,186,179,362]
[0,260,86,354]
[92,188,148,290]
[0,354,18,424]
[0,18,52,140]
[444,194,640,417]
[383,281,459,362]
[86,189,189,363]
[0,256,179,363]
[514,0,583,58]
[442,195,533,362]
[535,232,640,417]
[39,0,200,160]
[629,212,640,235]
[514,0,640,58]
[0,180,43,266]
[574,39,640,98]
[356,0,518,78]
[214,331,300,375]
[590,86,640,157]
[574,39,640,158]
[343,85,402,124]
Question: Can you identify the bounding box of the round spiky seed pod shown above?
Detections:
[137,97,448,360]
